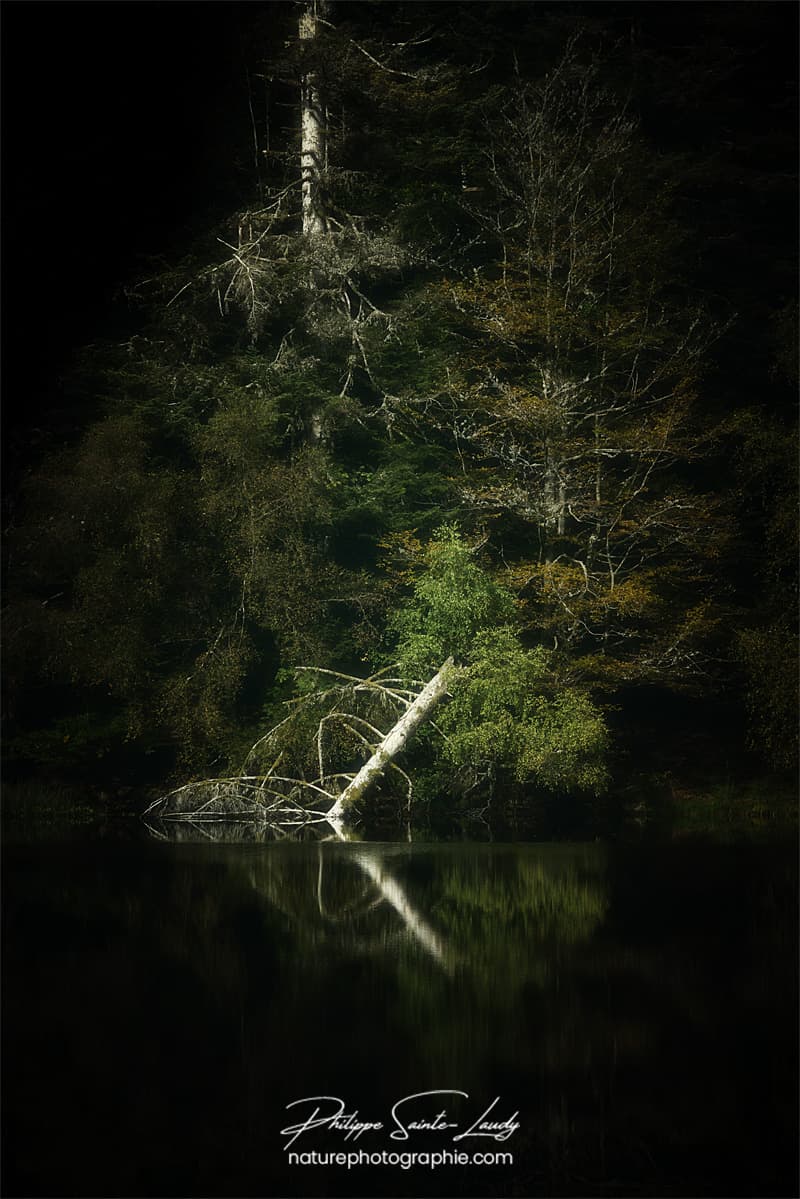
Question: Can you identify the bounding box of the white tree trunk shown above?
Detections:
[299,1,328,237]
[327,658,456,824]
[352,850,450,965]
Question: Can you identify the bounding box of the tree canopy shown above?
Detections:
[3,1,796,804]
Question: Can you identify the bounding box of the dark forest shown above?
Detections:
[3,0,797,824]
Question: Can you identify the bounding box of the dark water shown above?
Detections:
[2,822,797,1198]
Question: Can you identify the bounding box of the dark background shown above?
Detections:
[2,3,263,463]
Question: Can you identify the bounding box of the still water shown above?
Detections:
[2,821,797,1197]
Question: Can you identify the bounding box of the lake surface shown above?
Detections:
[2,821,797,1197]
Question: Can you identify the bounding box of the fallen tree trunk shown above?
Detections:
[327,657,456,825]
[143,659,458,830]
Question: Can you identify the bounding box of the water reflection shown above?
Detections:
[3,825,797,1197]
[146,819,608,982]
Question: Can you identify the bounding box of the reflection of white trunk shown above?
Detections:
[326,829,451,966]
[353,850,450,965]
[327,658,456,824]
[299,1,328,237]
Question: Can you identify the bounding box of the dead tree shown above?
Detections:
[327,658,455,824]
[145,658,458,829]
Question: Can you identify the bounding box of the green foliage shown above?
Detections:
[391,526,516,673]
[441,628,609,793]
[390,530,608,793]
[4,352,361,772]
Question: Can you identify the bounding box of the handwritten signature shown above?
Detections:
[281,1092,520,1149]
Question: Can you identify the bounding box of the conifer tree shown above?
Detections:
[3,2,794,789]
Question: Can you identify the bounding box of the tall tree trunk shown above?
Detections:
[299,0,329,238]
[299,1,330,444]
[327,658,456,824]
